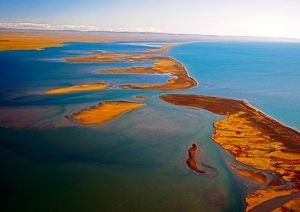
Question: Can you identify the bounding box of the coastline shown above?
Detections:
[160,94,300,211]
[51,43,197,92]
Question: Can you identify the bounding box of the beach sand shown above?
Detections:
[70,100,145,125]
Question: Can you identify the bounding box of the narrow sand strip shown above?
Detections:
[45,83,108,94]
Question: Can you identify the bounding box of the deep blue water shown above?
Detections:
[170,42,300,130]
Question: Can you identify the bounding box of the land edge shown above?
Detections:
[159,93,300,211]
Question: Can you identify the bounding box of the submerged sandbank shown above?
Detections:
[160,94,300,211]
[45,83,108,94]
[70,100,145,125]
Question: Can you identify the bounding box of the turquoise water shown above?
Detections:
[169,42,300,130]
[0,41,299,211]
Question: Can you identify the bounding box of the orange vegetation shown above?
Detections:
[45,83,108,94]
[70,100,144,125]
[273,196,300,211]
[186,144,205,173]
[160,94,300,211]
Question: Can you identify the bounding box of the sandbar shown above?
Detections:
[64,42,197,91]
[160,94,300,211]
[45,83,108,94]
[186,144,205,173]
[231,165,267,185]
[99,57,197,90]
[65,43,180,63]
[70,100,145,125]
[134,95,148,100]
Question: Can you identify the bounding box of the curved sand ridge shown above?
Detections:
[70,100,145,125]
[45,83,108,94]
[160,94,300,211]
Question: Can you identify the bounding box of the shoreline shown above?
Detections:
[49,42,197,93]
[160,93,300,211]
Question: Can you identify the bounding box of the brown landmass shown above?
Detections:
[45,83,108,94]
[160,94,300,211]
[186,143,205,174]
[70,100,144,125]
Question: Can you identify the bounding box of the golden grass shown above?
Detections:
[160,94,300,211]
[45,83,108,94]
[71,101,145,125]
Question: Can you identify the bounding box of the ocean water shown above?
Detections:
[0,41,299,212]
[169,42,300,130]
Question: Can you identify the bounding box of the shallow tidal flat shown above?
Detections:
[70,101,145,125]
[160,94,300,211]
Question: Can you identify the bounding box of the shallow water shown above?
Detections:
[1,41,299,211]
